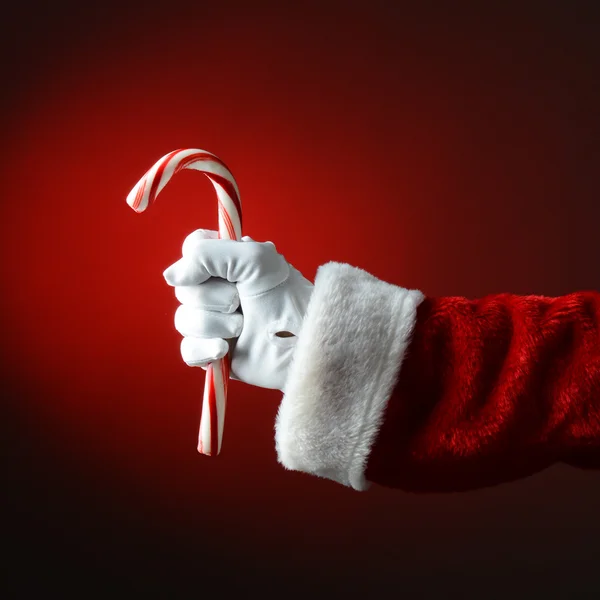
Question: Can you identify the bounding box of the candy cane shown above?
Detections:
[126,148,242,456]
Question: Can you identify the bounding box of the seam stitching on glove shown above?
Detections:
[241,272,291,299]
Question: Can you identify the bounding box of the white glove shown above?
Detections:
[163,230,314,391]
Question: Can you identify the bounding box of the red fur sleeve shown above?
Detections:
[365,292,600,492]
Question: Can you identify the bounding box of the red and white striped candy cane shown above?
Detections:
[126,148,242,456]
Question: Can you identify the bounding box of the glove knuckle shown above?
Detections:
[244,242,265,261]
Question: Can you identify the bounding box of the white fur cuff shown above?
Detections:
[275,262,424,491]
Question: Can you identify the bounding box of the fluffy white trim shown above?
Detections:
[275,262,424,491]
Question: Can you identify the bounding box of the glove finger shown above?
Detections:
[175,279,240,313]
[163,239,287,291]
[180,337,229,367]
[182,229,219,257]
[163,231,223,287]
[175,305,243,339]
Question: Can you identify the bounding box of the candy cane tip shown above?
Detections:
[125,182,149,213]
[125,195,138,211]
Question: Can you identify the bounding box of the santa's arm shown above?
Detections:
[275,263,600,491]
[366,291,600,492]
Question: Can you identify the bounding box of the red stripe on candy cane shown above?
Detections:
[146,149,181,209]
[207,365,219,456]
[209,174,242,229]
[221,357,229,399]
[218,202,236,240]
[133,179,146,211]
[176,151,217,172]
[218,196,237,240]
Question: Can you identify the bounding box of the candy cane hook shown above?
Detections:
[126,148,242,455]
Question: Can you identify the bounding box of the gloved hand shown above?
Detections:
[163,230,314,391]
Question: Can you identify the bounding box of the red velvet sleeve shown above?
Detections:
[365,292,600,492]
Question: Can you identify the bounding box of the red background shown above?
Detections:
[3,2,600,596]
